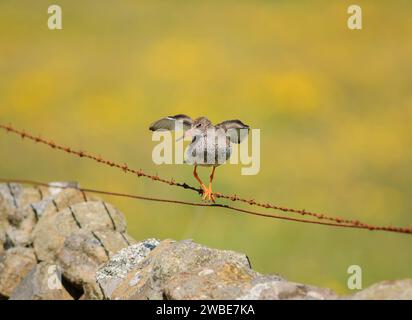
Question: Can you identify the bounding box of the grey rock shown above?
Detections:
[235,277,336,300]
[5,206,37,247]
[96,238,160,299]
[30,186,97,222]
[57,228,133,299]
[92,228,134,254]
[10,262,73,300]
[0,247,37,298]
[0,222,6,256]
[153,239,251,282]
[346,279,412,300]
[158,241,334,300]
[0,183,95,249]
[97,239,337,300]
[33,200,127,262]
[0,183,47,225]
[164,262,261,300]
[0,184,48,218]
[0,189,7,254]
[0,183,50,247]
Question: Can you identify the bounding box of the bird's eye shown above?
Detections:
[196,123,202,128]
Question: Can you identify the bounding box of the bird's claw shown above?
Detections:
[201,186,215,203]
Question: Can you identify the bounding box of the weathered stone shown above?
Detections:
[0,183,96,249]
[164,261,260,300]
[0,188,8,255]
[10,262,73,300]
[57,230,110,286]
[5,206,37,247]
[151,239,251,281]
[346,279,412,300]
[0,221,6,256]
[96,239,160,299]
[31,185,97,222]
[57,228,132,299]
[0,183,50,247]
[0,238,4,256]
[236,277,336,300]
[96,239,337,300]
[97,239,254,300]
[33,201,127,262]
[93,229,134,255]
[1,184,409,300]
[0,247,37,298]
[0,184,49,220]
[0,184,46,227]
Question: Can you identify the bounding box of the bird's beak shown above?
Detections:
[184,129,193,139]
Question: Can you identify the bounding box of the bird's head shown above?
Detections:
[184,117,212,139]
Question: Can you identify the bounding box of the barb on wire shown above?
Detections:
[0,123,201,193]
[1,123,412,235]
[1,178,411,235]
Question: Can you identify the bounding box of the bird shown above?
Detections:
[149,114,250,202]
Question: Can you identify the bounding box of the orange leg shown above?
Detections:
[202,166,216,202]
[193,165,207,193]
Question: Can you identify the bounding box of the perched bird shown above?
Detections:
[149,114,249,202]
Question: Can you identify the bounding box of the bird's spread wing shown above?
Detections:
[215,119,250,143]
[149,114,193,131]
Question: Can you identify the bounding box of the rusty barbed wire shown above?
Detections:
[1,123,412,235]
[1,178,411,235]
[0,123,200,193]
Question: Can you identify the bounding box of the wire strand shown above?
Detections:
[1,123,411,235]
[1,178,411,234]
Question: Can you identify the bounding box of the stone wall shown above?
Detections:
[1,183,411,300]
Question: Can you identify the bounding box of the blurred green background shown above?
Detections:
[1,1,411,294]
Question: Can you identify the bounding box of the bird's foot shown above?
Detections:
[201,186,216,203]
